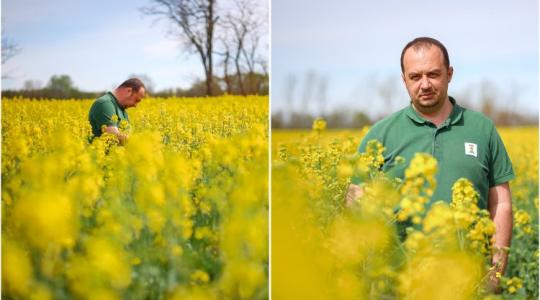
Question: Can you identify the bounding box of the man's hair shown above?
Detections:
[400,37,450,73]
[118,78,145,92]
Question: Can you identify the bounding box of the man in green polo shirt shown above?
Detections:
[347,37,514,291]
[88,78,146,144]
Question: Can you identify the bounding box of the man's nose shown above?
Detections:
[420,76,431,89]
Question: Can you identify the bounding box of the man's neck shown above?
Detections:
[413,97,453,127]
[111,90,125,109]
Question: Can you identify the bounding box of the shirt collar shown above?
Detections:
[108,91,125,110]
[405,96,463,126]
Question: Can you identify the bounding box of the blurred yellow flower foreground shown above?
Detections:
[272,124,538,299]
[2,96,268,299]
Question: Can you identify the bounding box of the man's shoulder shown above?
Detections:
[460,105,496,129]
[90,93,116,113]
[359,107,409,146]
[369,107,409,132]
[94,92,115,104]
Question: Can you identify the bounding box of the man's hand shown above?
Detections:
[487,182,513,292]
[345,183,364,207]
[104,126,128,145]
[487,264,503,294]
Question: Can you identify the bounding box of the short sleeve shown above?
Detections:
[91,101,118,129]
[488,126,515,187]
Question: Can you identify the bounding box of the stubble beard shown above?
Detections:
[413,94,445,115]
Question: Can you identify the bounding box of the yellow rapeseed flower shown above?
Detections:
[191,270,210,284]
[2,238,34,296]
[312,118,327,132]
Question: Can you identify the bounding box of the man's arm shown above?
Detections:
[487,182,513,290]
[345,183,364,207]
[103,126,128,145]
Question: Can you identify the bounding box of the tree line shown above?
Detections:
[272,107,537,129]
[2,72,268,99]
[272,110,372,129]
[273,72,538,128]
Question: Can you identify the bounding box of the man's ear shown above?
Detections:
[447,66,454,83]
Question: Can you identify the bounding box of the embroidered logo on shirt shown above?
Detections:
[464,142,477,157]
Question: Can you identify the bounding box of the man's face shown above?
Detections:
[401,45,453,114]
[125,87,145,108]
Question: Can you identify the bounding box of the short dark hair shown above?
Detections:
[118,78,145,92]
[400,37,450,73]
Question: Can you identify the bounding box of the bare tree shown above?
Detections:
[300,70,316,113]
[241,26,260,74]
[225,9,247,95]
[284,74,297,106]
[142,0,218,96]
[377,75,399,115]
[238,0,266,93]
[283,73,297,121]
[23,80,42,90]
[2,30,21,79]
[316,75,329,116]
[218,38,233,94]
[257,57,268,94]
[220,0,262,95]
[2,37,20,65]
[479,80,498,119]
[258,52,268,77]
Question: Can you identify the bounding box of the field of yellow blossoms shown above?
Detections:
[272,124,538,300]
[2,96,268,299]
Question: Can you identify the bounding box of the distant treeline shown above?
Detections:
[2,89,103,99]
[272,106,538,129]
[272,110,372,129]
[2,72,268,99]
[153,72,268,97]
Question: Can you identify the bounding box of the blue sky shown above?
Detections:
[271,0,538,118]
[2,0,268,92]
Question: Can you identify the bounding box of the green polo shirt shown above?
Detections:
[88,92,129,138]
[356,97,514,209]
